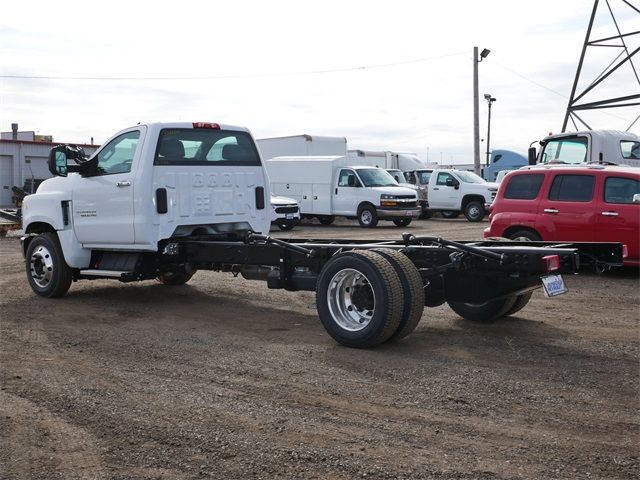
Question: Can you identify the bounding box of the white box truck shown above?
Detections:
[257,134,347,160]
[266,156,420,227]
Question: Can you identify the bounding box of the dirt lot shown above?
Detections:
[1,217,638,479]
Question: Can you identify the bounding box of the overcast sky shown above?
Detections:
[1,0,638,164]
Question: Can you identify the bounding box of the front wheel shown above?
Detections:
[357,205,379,228]
[157,266,195,285]
[25,232,73,298]
[448,297,517,322]
[463,200,485,222]
[276,221,296,231]
[392,218,412,227]
[440,210,460,219]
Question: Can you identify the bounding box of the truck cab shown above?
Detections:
[531,130,640,167]
[23,122,271,271]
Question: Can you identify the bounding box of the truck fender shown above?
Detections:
[22,221,91,269]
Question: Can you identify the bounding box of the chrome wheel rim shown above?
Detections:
[361,210,372,225]
[30,245,54,288]
[468,206,481,219]
[327,268,376,331]
[512,235,533,242]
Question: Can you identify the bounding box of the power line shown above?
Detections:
[0,51,467,81]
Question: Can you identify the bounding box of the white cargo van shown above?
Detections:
[266,156,420,227]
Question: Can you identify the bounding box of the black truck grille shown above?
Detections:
[275,206,299,214]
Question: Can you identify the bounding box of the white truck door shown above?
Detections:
[72,128,143,244]
[333,168,359,215]
[429,171,459,209]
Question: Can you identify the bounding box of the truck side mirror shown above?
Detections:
[633,193,640,204]
[528,147,537,165]
[445,177,459,189]
[48,146,68,177]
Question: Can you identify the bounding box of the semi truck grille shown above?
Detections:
[275,206,299,214]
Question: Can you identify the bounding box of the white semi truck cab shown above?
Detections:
[19,122,625,349]
[529,130,640,167]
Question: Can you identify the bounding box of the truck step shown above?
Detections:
[80,269,131,278]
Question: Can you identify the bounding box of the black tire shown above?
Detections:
[318,215,335,225]
[25,232,73,298]
[392,218,412,227]
[504,292,533,316]
[372,248,424,340]
[158,266,195,285]
[316,250,403,348]
[357,205,378,228]
[463,200,485,222]
[419,210,433,220]
[440,211,460,219]
[276,221,295,231]
[508,230,542,242]
[448,296,517,322]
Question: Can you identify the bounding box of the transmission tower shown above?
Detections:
[563,0,640,132]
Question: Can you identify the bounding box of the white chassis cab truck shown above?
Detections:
[21,122,625,348]
[426,169,499,222]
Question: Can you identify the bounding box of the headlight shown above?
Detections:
[381,194,396,200]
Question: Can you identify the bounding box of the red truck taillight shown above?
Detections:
[193,122,220,129]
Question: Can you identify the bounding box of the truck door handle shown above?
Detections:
[303,195,307,199]
[335,188,338,194]
[601,211,619,217]
[433,187,439,190]
[314,196,318,200]
[543,208,559,214]
[116,180,131,187]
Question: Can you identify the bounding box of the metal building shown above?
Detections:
[0,127,98,207]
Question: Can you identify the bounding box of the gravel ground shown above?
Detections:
[1,217,638,479]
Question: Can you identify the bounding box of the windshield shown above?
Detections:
[541,137,588,164]
[416,170,432,184]
[456,171,486,184]
[386,169,404,183]
[357,168,398,187]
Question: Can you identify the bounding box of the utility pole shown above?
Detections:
[473,47,490,175]
[484,94,496,166]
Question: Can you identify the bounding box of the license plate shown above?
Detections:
[406,210,416,216]
[541,274,568,297]
[285,214,294,219]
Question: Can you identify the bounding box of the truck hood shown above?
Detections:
[370,186,417,197]
[270,194,298,206]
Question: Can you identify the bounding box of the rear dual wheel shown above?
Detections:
[316,249,424,347]
[448,291,533,322]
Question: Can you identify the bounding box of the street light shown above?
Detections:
[473,47,491,176]
[484,94,497,167]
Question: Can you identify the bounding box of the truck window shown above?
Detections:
[356,169,396,187]
[548,174,595,202]
[338,169,360,187]
[620,141,640,160]
[154,129,260,166]
[504,174,544,200]
[604,177,639,204]
[416,171,431,184]
[95,130,140,175]
[541,137,588,164]
[436,172,453,186]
